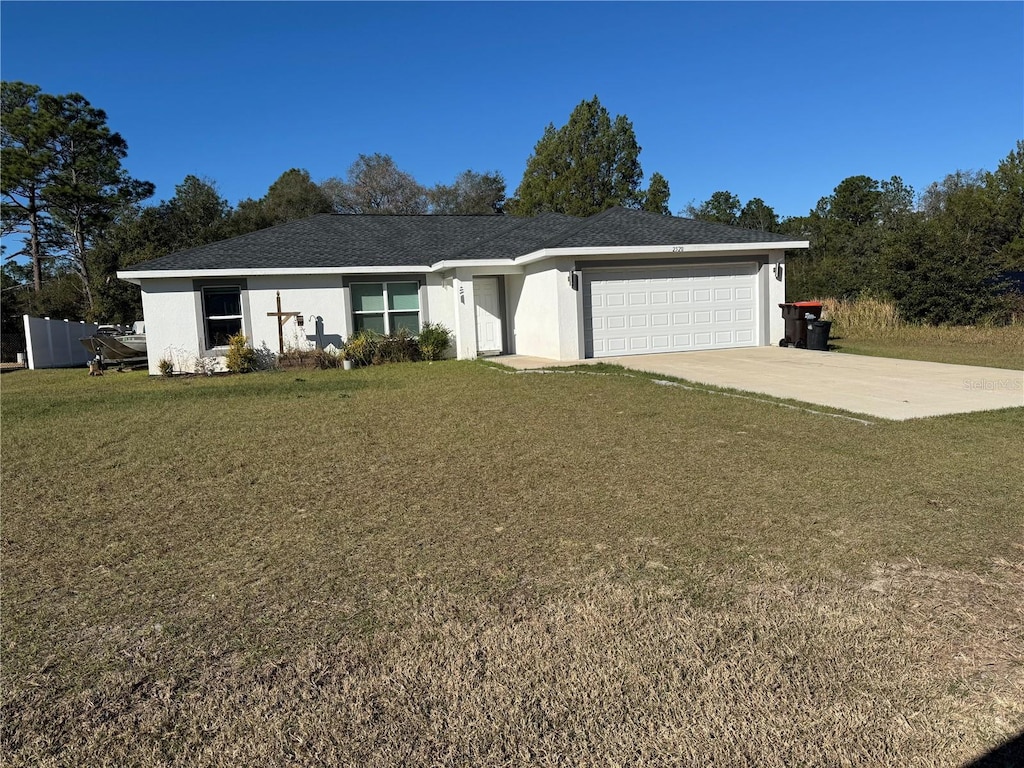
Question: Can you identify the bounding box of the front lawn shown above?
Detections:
[2,363,1021,766]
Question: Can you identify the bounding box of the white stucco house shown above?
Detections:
[117,206,808,375]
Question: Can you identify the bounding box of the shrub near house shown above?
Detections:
[343,323,452,368]
[231,324,454,372]
[224,333,258,373]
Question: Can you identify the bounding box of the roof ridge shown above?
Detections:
[327,212,508,218]
[674,214,785,235]
[531,205,626,251]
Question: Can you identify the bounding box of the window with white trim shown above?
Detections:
[202,286,243,348]
[351,281,420,334]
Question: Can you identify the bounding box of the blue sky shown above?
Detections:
[1,1,1021,219]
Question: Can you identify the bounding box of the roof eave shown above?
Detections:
[117,265,435,282]
[117,241,809,281]
[513,241,810,265]
[429,258,518,271]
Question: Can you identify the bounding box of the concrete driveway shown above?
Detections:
[495,347,1024,420]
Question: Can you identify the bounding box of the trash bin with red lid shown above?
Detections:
[778,301,823,348]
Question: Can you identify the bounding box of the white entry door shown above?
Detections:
[584,264,760,358]
[474,277,503,355]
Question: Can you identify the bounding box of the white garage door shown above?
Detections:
[584,264,760,358]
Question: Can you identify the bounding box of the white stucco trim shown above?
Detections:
[511,241,808,266]
[430,259,519,271]
[118,265,434,284]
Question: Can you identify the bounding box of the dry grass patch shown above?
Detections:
[4,564,1022,767]
[2,365,1022,765]
[833,325,1024,370]
[815,295,906,333]
[810,296,1024,369]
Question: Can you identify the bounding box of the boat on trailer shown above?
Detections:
[80,322,147,368]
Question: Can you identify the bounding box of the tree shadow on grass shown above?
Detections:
[962,730,1023,768]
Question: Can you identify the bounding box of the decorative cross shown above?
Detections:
[266,291,301,354]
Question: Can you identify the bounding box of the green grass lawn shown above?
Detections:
[832,324,1024,369]
[2,363,1022,766]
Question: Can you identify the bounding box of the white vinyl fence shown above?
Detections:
[23,315,102,369]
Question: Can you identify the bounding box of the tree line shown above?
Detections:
[0,82,513,325]
[681,145,1023,325]
[3,81,1022,355]
[2,88,671,331]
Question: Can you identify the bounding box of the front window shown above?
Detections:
[203,286,243,348]
[351,281,420,334]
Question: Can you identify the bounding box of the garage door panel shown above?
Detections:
[584,263,760,358]
[628,292,648,306]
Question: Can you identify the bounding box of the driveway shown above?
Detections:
[495,347,1024,420]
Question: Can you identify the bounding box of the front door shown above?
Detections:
[474,277,503,356]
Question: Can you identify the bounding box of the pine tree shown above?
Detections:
[508,97,646,217]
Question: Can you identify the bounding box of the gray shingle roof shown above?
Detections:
[128,214,524,271]
[537,206,797,249]
[127,207,798,273]
[452,212,578,260]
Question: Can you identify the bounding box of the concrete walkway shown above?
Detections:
[492,347,1024,420]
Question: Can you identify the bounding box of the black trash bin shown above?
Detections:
[779,302,823,348]
[807,320,832,351]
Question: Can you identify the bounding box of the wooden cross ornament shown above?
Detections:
[266,291,301,354]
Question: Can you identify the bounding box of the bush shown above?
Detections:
[372,328,420,364]
[342,331,376,367]
[417,322,453,361]
[342,329,425,367]
[224,333,258,373]
[192,356,218,376]
[312,346,344,369]
[157,358,174,377]
[253,342,278,371]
